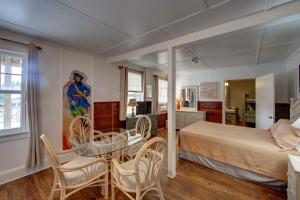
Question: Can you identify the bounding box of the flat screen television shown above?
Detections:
[136,101,152,115]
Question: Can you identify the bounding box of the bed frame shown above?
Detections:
[179,98,300,190]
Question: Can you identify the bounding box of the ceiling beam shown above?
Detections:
[102,0,230,54]
[255,27,265,65]
[48,0,133,39]
[107,0,300,64]
[183,47,214,69]
[195,0,208,10]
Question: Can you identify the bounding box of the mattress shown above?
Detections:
[179,121,300,181]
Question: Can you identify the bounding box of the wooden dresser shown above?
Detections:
[94,102,121,130]
[198,101,222,123]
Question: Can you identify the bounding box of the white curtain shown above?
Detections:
[152,75,159,114]
[143,71,147,101]
[120,66,128,121]
[26,43,43,168]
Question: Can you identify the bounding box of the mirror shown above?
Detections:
[180,86,198,109]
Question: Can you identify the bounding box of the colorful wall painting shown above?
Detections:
[62,70,91,149]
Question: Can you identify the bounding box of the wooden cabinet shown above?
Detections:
[275,103,290,122]
[158,112,168,129]
[176,110,206,129]
[198,101,222,123]
[94,102,121,130]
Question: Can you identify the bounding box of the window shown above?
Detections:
[158,78,168,112]
[0,52,26,136]
[127,70,144,115]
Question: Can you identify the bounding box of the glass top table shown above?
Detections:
[69,128,144,157]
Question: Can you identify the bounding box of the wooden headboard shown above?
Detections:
[290,98,300,122]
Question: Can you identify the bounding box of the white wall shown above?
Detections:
[176,61,289,104]
[0,30,117,184]
[286,48,300,99]
[93,56,120,102]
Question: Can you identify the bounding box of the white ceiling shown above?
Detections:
[0,0,294,56]
[126,13,300,72]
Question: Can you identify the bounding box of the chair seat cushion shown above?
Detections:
[62,156,106,186]
[118,157,150,189]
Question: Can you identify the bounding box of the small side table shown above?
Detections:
[288,154,300,200]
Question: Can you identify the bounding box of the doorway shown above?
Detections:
[224,79,256,127]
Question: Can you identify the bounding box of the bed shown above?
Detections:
[179,99,300,188]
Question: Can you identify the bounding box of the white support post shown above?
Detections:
[167,46,176,178]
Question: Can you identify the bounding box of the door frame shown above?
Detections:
[222,78,256,125]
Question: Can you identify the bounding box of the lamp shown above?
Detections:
[127,99,138,117]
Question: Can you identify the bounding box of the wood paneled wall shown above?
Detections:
[275,103,290,122]
[94,102,121,130]
[158,112,168,129]
[198,101,222,123]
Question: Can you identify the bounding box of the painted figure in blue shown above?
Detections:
[67,72,91,117]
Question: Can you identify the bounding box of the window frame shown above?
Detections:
[127,69,145,116]
[158,77,168,112]
[128,70,143,93]
[0,50,27,137]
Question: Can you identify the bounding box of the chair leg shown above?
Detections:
[136,191,141,200]
[111,177,115,200]
[104,173,109,200]
[49,176,57,200]
[157,182,164,200]
[60,190,65,200]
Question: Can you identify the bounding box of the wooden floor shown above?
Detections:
[0,158,286,200]
[0,129,287,200]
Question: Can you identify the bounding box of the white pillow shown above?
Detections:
[296,142,300,152]
[292,118,300,137]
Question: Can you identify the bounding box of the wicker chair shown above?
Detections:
[123,115,152,160]
[69,116,92,146]
[40,134,109,200]
[111,137,167,200]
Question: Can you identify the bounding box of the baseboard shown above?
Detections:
[0,159,50,185]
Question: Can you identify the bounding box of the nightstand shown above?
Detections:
[288,154,300,200]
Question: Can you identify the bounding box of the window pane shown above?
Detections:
[158,79,168,104]
[1,55,22,74]
[1,55,23,91]
[1,74,22,90]
[128,92,143,102]
[128,71,142,92]
[0,93,22,130]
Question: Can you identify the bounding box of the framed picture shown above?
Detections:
[200,82,218,99]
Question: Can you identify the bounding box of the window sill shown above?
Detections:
[0,131,29,143]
